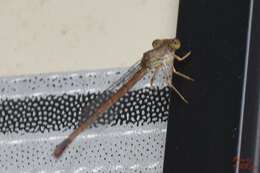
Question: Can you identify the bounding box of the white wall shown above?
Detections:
[0,0,179,76]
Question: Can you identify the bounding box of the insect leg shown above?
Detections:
[163,63,188,103]
[172,66,194,81]
[174,51,191,61]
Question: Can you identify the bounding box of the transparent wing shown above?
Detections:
[79,60,143,125]
[107,60,142,91]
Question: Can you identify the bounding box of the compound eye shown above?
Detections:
[169,38,181,50]
[152,39,163,48]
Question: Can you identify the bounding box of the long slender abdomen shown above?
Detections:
[53,67,147,158]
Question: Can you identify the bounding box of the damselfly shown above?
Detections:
[53,38,193,158]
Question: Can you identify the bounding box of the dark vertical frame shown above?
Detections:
[163,0,252,172]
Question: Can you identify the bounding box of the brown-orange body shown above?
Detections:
[53,38,183,158]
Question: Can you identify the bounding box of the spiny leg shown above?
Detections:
[163,63,188,103]
[173,66,194,81]
[172,51,194,81]
[167,78,188,104]
[174,51,191,61]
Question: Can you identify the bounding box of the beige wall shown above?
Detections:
[0,0,179,76]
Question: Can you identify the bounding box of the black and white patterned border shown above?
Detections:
[0,68,171,173]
